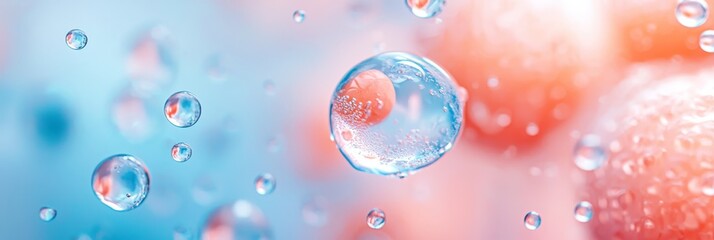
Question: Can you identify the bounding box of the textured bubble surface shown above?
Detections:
[164,91,201,128]
[574,201,594,223]
[329,52,463,177]
[574,134,607,171]
[254,173,276,195]
[65,29,87,50]
[91,154,150,211]
[366,208,386,229]
[405,0,445,18]
[201,200,273,240]
[524,211,541,230]
[676,0,709,28]
[39,207,56,222]
[171,142,192,162]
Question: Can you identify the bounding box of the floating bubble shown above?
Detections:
[201,200,273,240]
[293,10,305,23]
[329,52,463,177]
[524,211,541,230]
[164,91,201,128]
[574,134,607,171]
[405,0,445,18]
[65,29,87,50]
[254,173,276,195]
[39,207,56,222]
[676,0,708,28]
[171,142,192,162]
[366,208,386,229]
[700,30,714,53]
[574,201,594,223]
[91,154,150,211]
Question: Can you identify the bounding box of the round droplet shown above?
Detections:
[366,208,386,229]
[65,29,87,50]
[171,142,192,162]
[164,91,201,128]
[329,52,464,176]
[293,10,306,23]
[255,173,276,195]
[405,0,445,18]
[524,211,542,230]
[574,134,607,171]
[574,201,594,223]
[91,154,150,211]
[39,207,57,222]
[676,0,709,28]
[201,200,273,240]
[700,30,714,53]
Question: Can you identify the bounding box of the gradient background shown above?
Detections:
[0,0,710,239]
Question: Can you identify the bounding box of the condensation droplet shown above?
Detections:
[524,211,542,230]
[367,208,386,229]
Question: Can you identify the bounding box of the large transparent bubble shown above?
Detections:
[329,52,464,177]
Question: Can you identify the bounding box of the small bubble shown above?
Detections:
[525,123,539,136]
[255,173,276,195]
[524,211,541,230]
[405,0,445,18]
[574,134,607,171]
[171,142,192,162]
[676,0,709,28]
[39,207,57,222]
[700,30,714,53]
[366,208,386,229]
[293,10,306,23]
[574,201,594,223]
[164,91,201,128]
[65,29,88,50]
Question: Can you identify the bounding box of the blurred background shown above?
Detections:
[2,0,714,239]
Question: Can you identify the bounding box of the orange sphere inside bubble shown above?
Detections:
[333,69,396,125]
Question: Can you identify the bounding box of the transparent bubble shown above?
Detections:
[524,211,541,230]
[91,154,150,211]
[200,200,273,240]
[302,196,328,227]
[700,30,714,53]
[254,173,276,195]
[574,201,594,223]
[329,52,464,177]
[39,207,56,222]
[574,134,607,171]
[164,91,201,128]
[293,10,305,23]
[405,0,445,18]
[676,0,708,28]
[65,29,87,50]
[366,208,386,229]
[171,142,192,162]
[173,226,192,240]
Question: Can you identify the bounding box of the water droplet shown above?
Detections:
[525,123,540,136]
[293,10,306,23]
[255,173,276,195]
[524,211,542,230]
[65,29,87,50]
[367,208,386,229]
[201,200,273,240]
[700,173,714,196]
[39,207,57,222]
[173,226,192,240]
[700,30,714,53]
[302,196,328,227]
[329,52,463,176]
[676,0,708,28]
[164,91,201,128]
[574,134,607,171]
[405,0,445,18]
[574,201,594,223]
[171,142,192,162]
[91,154,150,211]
